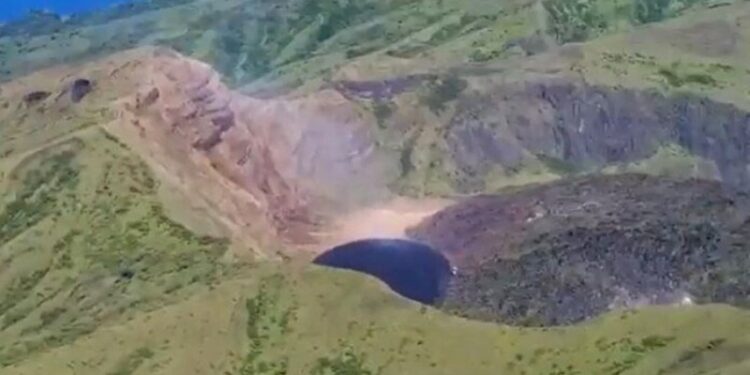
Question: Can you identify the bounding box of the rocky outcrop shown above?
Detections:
[94,49,389,251]
[410,174,750,326]
[0,47,395,255]
[113,49,308,248]
[109,48,394,249]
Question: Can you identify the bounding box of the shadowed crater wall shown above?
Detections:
[313,239,452,304]
[445,77,750,192]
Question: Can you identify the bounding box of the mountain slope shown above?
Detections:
[6,258,750,374]
[0,128,231,367]
[0,44,747,375]
[3,0,750,374]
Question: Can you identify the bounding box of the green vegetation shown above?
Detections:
[536,154,578,175]
[421,75,467,114]
[663,338,734,372]
[0,150,79,244]
[106,347,155,375]
[0,0,535,87]
[0,269,48,321]
[632,0,673,23]
[595,336,675,373]
[231,271,750,374]
[303,0,377,43]
[631,0,704,24]
[4,150,750,374]
[312,350,375,375]
[372,101,394,129]
[0,131,229,367]
[542,0,712,45]
[427,14,479,46]
[658,66,719,88]
[544,0,609,43]
[5,0,750,374]
[239,275,294,375]
[169,0,386,81]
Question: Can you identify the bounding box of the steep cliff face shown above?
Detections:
[112,48,311,248]
[0,47,394,254]
[111,48,402,249]
[443,76,750,191]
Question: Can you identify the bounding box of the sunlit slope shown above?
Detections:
[0,77,749,375]
[351,0,750,196]
[1,0,728,90]
[0,129,230,368]
[5,262,750,374]
[3,1,750,374]
[0,0,537,88]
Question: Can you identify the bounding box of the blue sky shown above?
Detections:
[0,0,126,22]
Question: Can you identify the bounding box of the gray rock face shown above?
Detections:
[446,77,750,191]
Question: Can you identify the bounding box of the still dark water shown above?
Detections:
[313,239,452,304]
[0,0,127,22]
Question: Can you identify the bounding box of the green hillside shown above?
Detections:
[3,0,750,374]
[2,136,750,373]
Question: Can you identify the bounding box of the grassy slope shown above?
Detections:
[373,0,750,196]
[0,0,541,88]
[0,129,231,368]
[6,262,750,374]
[0,128,748,374]
[570,1,750,110]
[0,0,740,88]
[3,1,750,374]
[601,143,720,179]
[221,271,750,375]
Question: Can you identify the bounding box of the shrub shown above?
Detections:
[632,0,672,24]
[683,73,718,87]
[372,101,394,129]
[39,307,68,326]
[631,0,705,24]
[302,0,376,43]
[641,335,674,349]
[421,75,468,114]
[106,347,155,375]
[658,66,719,88]
[0,151,79,245]
[658,67,684,87]
[312,349,374,375]
[544,0,608,43]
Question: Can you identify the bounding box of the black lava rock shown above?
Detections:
[412,174,750,326]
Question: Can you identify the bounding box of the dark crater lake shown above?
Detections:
[313,239,452,304]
